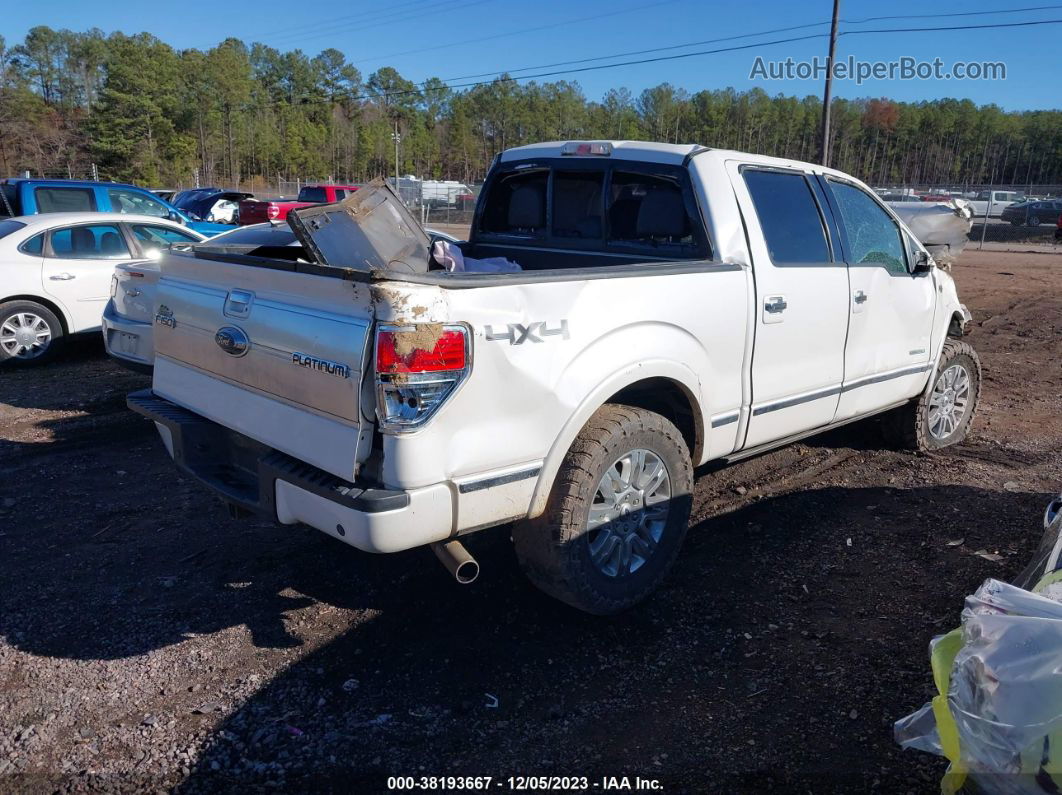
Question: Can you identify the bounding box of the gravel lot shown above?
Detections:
[1,249,1060,793]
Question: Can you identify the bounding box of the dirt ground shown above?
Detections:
[1,249,1060,793]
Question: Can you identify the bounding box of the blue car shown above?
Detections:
[0,178,232,236]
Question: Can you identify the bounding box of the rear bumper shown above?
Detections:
[102,302,154,371]
[127,390,453,553]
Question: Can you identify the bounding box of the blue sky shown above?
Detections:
[7,0,1060,110]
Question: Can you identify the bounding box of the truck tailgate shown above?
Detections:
[151,252,373,479]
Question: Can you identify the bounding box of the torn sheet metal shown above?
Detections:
[287,178,430,273]
[889,200,973,266]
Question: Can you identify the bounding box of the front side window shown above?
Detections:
[828,180,907,275]
[743,169,831,264]
[480,169,547,237]
[50,224,130,259]
[131,224,200,253]
[35,187,97,213]
[107,188,169,217]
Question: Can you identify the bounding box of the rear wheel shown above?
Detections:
[512,404,693,615]
[1028,215,1042,227]
[884,338,981,451]
[0,301,64,365]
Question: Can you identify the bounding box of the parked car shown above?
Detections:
[173,188,254,225]
[0,179,231,236]
[1056,212,1062,241]
[0,213,204,364]
[129,141,978,614]
[237,184,359,225]
[151,189,177,203]
[967,189,1026,218]
[1000,199,1062,226]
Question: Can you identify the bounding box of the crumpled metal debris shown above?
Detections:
[890,200,973,266]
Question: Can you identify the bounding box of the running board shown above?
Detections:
[718,400,909,465]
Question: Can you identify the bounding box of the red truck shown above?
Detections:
[238,184,360,225]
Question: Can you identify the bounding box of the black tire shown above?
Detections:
[883,338,981,452]
[512,404,693,615]
[1010,218,1024,226]
[1028,215,1041,227]
[0,300,64,366]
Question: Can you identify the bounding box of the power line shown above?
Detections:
[250,0,438,41]
[844,3,1062,24]
[350,0,681,66]
[440,3,1062,84]
[266,16,1062,109]
[263,0,492,47]
[839,17,1062,36]
[441,20,831,83]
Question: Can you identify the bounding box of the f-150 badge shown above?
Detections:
[485,320,569,345]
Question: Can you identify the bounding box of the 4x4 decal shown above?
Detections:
[485,320,569,345]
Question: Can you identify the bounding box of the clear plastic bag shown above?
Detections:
[895,494,1062,794]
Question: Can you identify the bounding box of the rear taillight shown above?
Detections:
[374,324,470,431]
[266,204,280,220]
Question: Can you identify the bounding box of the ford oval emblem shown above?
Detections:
[215,326,249,357]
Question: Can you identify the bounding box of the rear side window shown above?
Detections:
[298,186,327,202]
[828,180,907,275]
[50,224,130,259]
[480,170,547,237]
[20,233,44,255]
[743,170,830,264]
[35,187,97,213]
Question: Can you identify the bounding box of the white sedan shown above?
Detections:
[0,213,204,365]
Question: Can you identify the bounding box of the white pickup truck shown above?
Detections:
[128,140,979,614]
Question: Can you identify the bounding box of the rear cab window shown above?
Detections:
[298,187,327,203]
[35,187,97,213]
[475,159,709,260]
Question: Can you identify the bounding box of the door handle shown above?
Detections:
[49,273,76,281]
[853,290,868,304]
[764,296,788,314]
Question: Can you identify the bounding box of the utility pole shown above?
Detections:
[820,0,841,167]
[393,119,401,194]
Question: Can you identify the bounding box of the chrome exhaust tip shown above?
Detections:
[431,539,479,585]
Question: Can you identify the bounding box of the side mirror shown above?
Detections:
[913,249,933,274]
[167,210,185,225]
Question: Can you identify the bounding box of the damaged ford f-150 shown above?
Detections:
[128,140,979,614]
